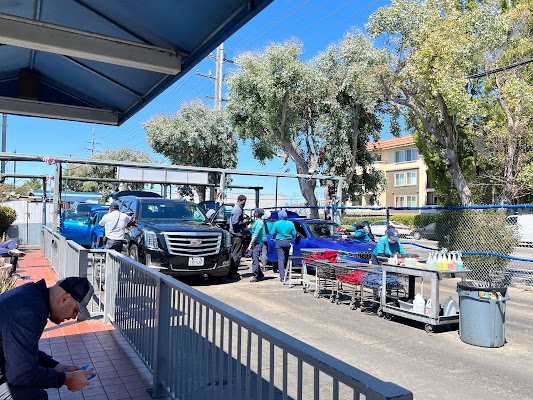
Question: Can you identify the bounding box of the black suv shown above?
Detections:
[116,195,231,279]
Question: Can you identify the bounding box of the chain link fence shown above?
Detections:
[262,203,533,288]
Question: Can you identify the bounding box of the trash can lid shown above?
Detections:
[457,280,507,293]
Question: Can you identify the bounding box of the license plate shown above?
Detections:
[188,257,204,267]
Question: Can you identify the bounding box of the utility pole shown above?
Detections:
[1,114,6,174]
[85,127,100,157]
[214,43,224,110]
[196,43,232,110]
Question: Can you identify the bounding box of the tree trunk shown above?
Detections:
[195,186,206,202]
[298,177,319,218]
[501,133,518,204]
[447,148,473,206]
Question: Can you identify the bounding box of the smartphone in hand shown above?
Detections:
[81,364,97,380]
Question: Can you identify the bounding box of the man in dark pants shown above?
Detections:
[0,277,95,400]
[228,195,248,280]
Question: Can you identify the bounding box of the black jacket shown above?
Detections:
[0,280,66,388]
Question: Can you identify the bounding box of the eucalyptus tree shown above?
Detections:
[367,0,507,205]
[477,0,533,203]
[226,39,388,214]
[143,100,238,202]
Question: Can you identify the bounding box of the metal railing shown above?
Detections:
[41,226,413,400]
[103,251,412,400]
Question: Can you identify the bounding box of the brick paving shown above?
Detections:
[13,250,160,400]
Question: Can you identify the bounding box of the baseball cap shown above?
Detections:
[58,277,94,321]
[109,202,120,210]
[387,228,400,242]
[278,210,288,220]
[255,207,264,215]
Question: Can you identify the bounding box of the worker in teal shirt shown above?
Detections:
[372,228,405,264]
[270,210,297,282]
[246,208,266,282]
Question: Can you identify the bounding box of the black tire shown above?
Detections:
[425,324,435,333]
[413,231,422,240]
[129,243,139,262]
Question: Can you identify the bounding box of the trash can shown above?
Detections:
[457,281,510,348]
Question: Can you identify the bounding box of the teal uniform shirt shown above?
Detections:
[271,219,296,240]
[250,219,265,245]
[372,235,405,257]
[354,229,372,242]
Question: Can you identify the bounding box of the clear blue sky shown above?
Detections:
[5,0,392,200]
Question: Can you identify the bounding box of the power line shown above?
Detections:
[468,57,533,80]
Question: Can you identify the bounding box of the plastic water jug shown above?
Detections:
[457,253,464,270]
[443,296,458,316]
[425,298,432,316]
[413,293,425,314]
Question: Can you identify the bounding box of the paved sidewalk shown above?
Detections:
[14,251,159,400]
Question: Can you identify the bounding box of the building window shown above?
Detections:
[394,171,417,187]
[407,171,417,185]
[394,148,418,163]
[375,154,382,161]
[395,195,417,207]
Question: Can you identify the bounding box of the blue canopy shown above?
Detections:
[0,0,273,125]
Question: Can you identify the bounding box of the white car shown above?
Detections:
[370,220,412,237]
[506,214,533,244]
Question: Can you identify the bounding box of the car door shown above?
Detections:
[291,222,308,258]
[62,211,92,246]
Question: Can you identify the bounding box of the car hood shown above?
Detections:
[307,237,375,252]
[139,219,223,233]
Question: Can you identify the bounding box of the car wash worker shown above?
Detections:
[371,228,405,265]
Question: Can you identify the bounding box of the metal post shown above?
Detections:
[42,178,47,226]
[1,114,6,174]
[334,178,343,224]
[163,184,168,198]
[217,172,226,207]
[254,188,260,208]
[52,162,61,232]
[152,279,171,398]
[275,177,278,209]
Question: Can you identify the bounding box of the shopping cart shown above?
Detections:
[334,263,378,310]
[359,268,407,313]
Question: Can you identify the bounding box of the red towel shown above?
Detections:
[338,270,365,284]
[304,250,339,264]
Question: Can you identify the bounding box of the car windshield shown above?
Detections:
[306,222,343,238]
[140,201,206,222]
[64,211,88,222]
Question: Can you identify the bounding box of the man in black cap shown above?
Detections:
[0,277,95,400]
[228,195,249,279]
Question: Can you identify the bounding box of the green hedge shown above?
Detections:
[0,206,16,236]
[341,213,438,228]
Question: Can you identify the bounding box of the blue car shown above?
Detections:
[265,211,375,268]
[61,205,109,248]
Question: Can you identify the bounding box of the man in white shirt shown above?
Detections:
[98,202,134,252]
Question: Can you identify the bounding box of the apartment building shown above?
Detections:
[357,135,436,207]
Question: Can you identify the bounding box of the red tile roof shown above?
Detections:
[367,135,415,151]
